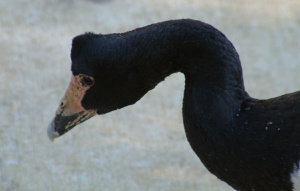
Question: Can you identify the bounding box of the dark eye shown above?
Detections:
[82,76,94,86]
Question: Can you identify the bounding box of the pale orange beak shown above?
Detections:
[47,74,97,141]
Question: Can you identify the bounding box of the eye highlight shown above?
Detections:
[80,75,94,86]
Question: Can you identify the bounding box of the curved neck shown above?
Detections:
[116,19,246,104]
[109,20,246,122]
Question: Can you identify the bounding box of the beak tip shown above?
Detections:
[47,121,59,142]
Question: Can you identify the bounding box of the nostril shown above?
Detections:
[60,101,65,108]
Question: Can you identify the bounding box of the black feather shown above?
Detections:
[70,19,300,191]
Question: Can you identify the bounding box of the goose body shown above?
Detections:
[48,19,300,191]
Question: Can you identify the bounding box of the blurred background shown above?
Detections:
[1,0,299,190]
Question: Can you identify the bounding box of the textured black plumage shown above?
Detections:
[67,19,300,190]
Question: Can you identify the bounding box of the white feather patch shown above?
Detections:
[292,162,300,191]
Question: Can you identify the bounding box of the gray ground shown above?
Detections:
[1,0,300,190]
